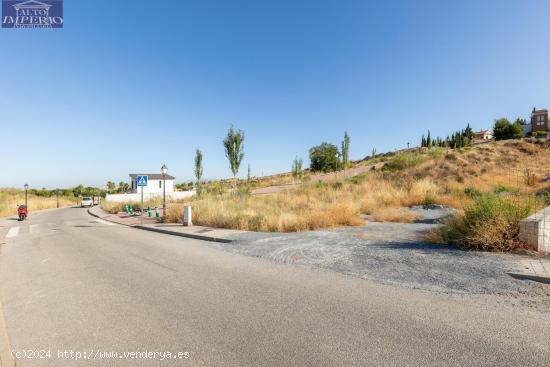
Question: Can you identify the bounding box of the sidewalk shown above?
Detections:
[88,206,243,243]
[507,257,550,284]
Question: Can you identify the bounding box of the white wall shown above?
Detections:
[131,179,174,194]
[106,190,195,203]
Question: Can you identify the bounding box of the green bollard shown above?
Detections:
[148,207,152,217]
[124,204,129,214]
[155,207,160,219]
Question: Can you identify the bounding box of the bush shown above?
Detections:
[382,152,427,172]
[464,186,482,198]
[309,142,340,172]
[439,194,532,251]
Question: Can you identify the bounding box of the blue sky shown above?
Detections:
[1,0,549,188]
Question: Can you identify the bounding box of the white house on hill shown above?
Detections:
[130,173,175,194]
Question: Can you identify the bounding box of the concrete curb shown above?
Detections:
[0,301,15,367]
[135,225,232,243]
[87,208,232,243]
[507,272,550,285]
[87,208,118,222]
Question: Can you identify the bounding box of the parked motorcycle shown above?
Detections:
[17,205,27,221]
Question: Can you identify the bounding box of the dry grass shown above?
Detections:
[165,174,439,232]
[369,208,421,223]
[0,188,77,217]
[105,140,550,234]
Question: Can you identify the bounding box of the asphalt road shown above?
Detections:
[0,207,548,367]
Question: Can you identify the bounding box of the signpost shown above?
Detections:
[136,175,148,225]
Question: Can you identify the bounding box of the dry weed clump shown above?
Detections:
[369,208,421,223]
[437,194,532,251]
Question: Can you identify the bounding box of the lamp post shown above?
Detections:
[24,183,29,207]
[161,164,168,218]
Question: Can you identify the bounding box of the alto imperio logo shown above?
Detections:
[2,0,63,28]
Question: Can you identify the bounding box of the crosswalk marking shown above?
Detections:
[6,227,19,238]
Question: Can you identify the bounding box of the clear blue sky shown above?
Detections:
[1,0,549,188]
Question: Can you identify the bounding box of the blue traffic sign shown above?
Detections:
[136,175,148,186]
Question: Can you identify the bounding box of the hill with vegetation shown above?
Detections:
[149,140,548,252]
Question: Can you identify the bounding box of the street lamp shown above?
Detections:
[24,183,29,207]
[161,164,168,217]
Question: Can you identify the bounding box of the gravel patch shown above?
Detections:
[210,208,549,296]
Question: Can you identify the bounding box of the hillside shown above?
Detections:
[158,139,550,234]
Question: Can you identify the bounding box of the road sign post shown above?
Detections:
[136,175,148,225]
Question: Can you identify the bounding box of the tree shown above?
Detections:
[117,181,129,193]
[341,131,350,169]
[292,156,303,181]
[247,164,251,183]
[223,125,245,185]
[493,118,511,140]
[194,148,203,184]
[72,184,84,197]
[464,123,473,141]
[106,181,116,194]
[309,142,339,172]
[371,147,376,157]
[510,118,524,139]
[426,130,432,147]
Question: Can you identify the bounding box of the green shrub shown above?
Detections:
[439,194,532,251]
[424,192,436,205]
[464,186,482,198]
[382,152,427,172]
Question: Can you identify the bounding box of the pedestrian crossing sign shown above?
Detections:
[136,175,148,186]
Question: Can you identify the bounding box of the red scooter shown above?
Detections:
[17,205,28,221]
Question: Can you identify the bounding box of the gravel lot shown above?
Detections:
[210,207,549,296]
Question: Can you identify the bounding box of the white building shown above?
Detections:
[129,173,175,194]
[105,173,195,203]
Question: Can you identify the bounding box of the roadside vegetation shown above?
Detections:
[435,193,532,251]
[100,121,549,251]
[0,188,78,217]
[162,140,549,243]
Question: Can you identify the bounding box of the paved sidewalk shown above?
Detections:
[507,258,550,284]
[88,206,243,242]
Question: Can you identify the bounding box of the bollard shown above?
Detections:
[155,207,160,219]
[124,204,129,214]
[148,207,152,217]
[183,205,192,226]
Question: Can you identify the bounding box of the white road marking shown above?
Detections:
[6,227,19,238]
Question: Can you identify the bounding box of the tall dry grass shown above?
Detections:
[165,175,439,232]
[0,188,77,217]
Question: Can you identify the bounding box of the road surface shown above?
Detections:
[0,207,548,366]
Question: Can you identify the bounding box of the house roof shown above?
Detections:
[129,173,175,180]
[532,109,548,115]
[473,130,493,135]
